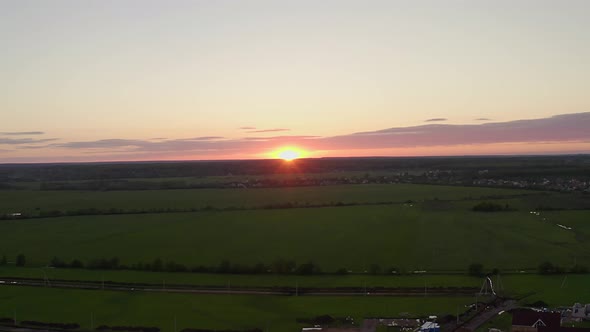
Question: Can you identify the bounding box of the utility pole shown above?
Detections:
[14,309,16,325]
[295,281,298,297]
[174,316,177,332]
[90,312,94,330]
[456,306,459,325]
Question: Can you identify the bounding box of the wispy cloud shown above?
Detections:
[0,131,45,136]
[424,118,447,122]
[242,135,319,141]
[475,118,492,121]
[7,113,590,162]
[57,139,150,150]
[318,113,590,150]
[179,136,225,141]
[239,127,291,133]
[247,128,290,133]
[0,138,57,145]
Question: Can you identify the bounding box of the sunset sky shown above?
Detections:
[1,0,589,163]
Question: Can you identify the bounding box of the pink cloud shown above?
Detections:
[3,112,590,162]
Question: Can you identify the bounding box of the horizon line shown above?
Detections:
[1,152,588,166]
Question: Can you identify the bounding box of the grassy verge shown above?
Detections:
[0,285,472,332]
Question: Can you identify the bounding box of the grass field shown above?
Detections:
[0,272,587,332]
[0,285,472,332]
[1,267,588,306]
[0,184,537,215]
[1,183,589,331]
[1,204,588,271]
[0,266,483,288]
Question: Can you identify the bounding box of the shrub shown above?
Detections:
[468,263,484,277]
[15,254,25,267]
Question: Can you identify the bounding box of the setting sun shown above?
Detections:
[273,148,307,161]
[278,150,299,161]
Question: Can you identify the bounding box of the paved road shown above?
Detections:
[0,278,479,297]
[0,326,59,332]
[441,298,517,332]
[361,319,378,332]
[461,300,516,331]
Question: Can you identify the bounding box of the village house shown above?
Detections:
[511,310,561,332]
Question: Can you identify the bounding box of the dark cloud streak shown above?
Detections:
[0,138,57,145]
[0,131,45,136]
[246,128,290,133]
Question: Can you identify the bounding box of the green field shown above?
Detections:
[0,285,472,332]
[0,266,483,288]
[0,204,588,271]
[1,267,588,306]
[0,272,587,332]
[1,183,589,331]
[0,184,537,215]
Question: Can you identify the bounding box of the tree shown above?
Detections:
[538,261,564,274]
[70,259,84,268]
[295,261,321,275]
[152,258,163,272]
[109,257,120,269]
[16,254,26,267]
[369,263,382,275]
[0,255,6,265]
[569,265,588,274]
[50,256,66,268]
[216,259,231,273]
[468,263,484,277]
[270,258,296,274]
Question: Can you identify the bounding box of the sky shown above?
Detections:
[1,0,589,163]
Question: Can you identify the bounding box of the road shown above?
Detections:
[441,298,517,332]
[0,277,479,297]
[461,299,516,331]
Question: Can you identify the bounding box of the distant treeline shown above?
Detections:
[36,256,588,276]
[0,318,263,332]
[50,256,326,275]
[0,200,401,220]
[538,261,588,274]
[472,201,516,212]
[37,176,397,191]
[2,155,589,182]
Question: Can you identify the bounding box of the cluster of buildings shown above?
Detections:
[223,171,590,193]
[471,177,590,193]
[511,307,590,332]
[300,305,590,332]
[301,317,440,332]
